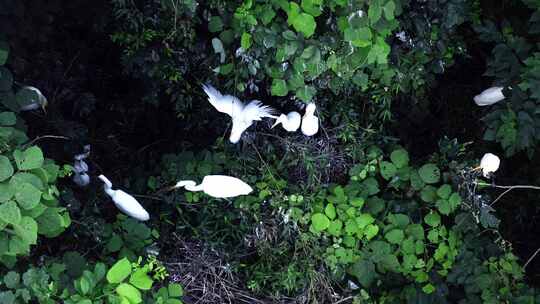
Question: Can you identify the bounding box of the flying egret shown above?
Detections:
[18,86,48,111]
[172,175,253,198]
[202,84,277,143]
[98,175,150,221]
[272,111,301,132]
[474,87,505,106]
[479,153,500,178]
[301,103,319,136]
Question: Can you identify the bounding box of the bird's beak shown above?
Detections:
[271,120,280,129]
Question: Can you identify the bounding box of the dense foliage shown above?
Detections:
[1,0,540,303]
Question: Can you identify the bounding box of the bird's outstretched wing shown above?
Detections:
[243,100,277,121]
[202,84,242,117]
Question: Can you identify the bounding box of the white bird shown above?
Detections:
[18,86,48,111]
[172,175,253,198]
[202,84,276,143]
[479,153,500,178]
[272,111,301,132]
[301,103,319,136]
[98,175,150,221]
[474,87,505,106]
[72,146,91,187]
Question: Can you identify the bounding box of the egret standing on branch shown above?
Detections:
[301,103,319,136]
[272,111,301,132]
[98,175,150,221]
[171,175,253,198]
[202,84,277,143]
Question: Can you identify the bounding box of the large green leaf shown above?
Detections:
[14,182,42,210]
[348,260,376,288]
[0,112,16,126]
[0,201,21,225]
[0,156,13,182]
[418,164,440,184]
[116,283,142,304]
[129,268,153,290]
[13,216,38,245]
[107,258,132,284]
[271,79,288,96]
[390,149,409,168]
[311,213,330,232]
[292,13,316,38]
[13,147,44,171]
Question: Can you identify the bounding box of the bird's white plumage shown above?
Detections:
[174,175,253,198]
[19,86,48,111]
[479,153,500,178]
[272,111,301,132]
[301,103,319,136]
[73,172,90,187]
[202,84,276,143]
[474,87,505,106]
[98,174,150,221]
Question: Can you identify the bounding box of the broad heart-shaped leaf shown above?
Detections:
[129,268,153,290]
[13,147,44,171]
[0,182,14,202]
[390,149,409,168]
[0,155,13,182]
[14,182,42,210]
[324,203,336,220]
[168,283,184,297]
[0,41,8,66]
[271,79,288,96]
[0,201,21,225]
[116,283,142,304]
[36,208,66,237]
[301,0,322,16]
[292,13,316,38]
[348,259,376,288]
[384,229,404,245]
[107,258,132,284]
[0,112,16,126]
[437,184,452,199]
[311,213,330,232]
[13,216,38,245]
[327,219,343,236]
[418,164,440,184]
[379,161,396,180]
[424,211,441,227]
[364,224,379,240]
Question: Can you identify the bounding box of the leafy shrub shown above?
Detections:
[476,0,540,156]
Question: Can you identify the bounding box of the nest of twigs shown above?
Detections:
[163,233,270,304]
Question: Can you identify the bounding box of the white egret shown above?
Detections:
[19,86,48,111]
[479,153,500,178]
[301,103,319,136]
[272,111,301,132]
[202,84,276,143]
[172,175,253,198]
[98,175,150,221]
[474,87,505,106]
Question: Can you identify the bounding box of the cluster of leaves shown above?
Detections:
[0,254,184,304]
[0,42,71,267]
[476,0,540,156]
[102,216,160,262]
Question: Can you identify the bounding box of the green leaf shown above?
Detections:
[364,224,379,240]
[436,184,452,199]
[14,147,44,171]
[422,283,436,294]
[3,271,19,289]
[271,79,288,96]
[379,161,396,180]
[260,6,276,25]
[14,182,42,210]
[0,112,16,126]
[0,156,13,182]
[36,208,67,237]
[13,216,38,245]
[107,258,132,284]
[348,260,375,288]
[418,164,440,184]
[420,185,437,203]
[355,213,375,229]
[296,86,316,102]
[301,0,322,17]
[292,13,316,38]
[436,199,451,215]
[327,219,343,236]
[241,32,252,50]
[344,27,372,47]
[208,16,223,33]
[0,41,8,66]
[424,212,441,227]
[129,268,153,290]
[449,193,461,210]
[0,201,21,225]
[383,1,396,20]
[368,1,382,24]
[168,283,184,297]
[311,213,330,232]
[385,229,404,244]
[116,283,142,304]
[325,204,336,220]
[390,149,409,168]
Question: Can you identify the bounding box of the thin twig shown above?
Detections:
[524,247,540,269]
[333,296,354,304]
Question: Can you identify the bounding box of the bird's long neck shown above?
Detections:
[175,180,204,192]
[98,175,116,197]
